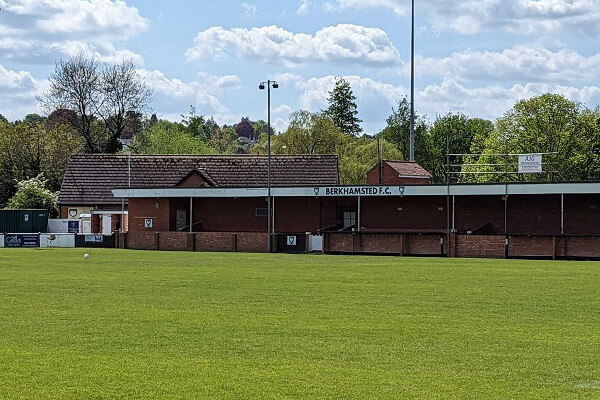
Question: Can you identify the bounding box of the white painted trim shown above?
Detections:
[91,210,129,215]
[112,182,600,199]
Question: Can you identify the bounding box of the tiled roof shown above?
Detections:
[385,160,432,178]
[59,154,339,205]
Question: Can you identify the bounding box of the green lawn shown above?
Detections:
[0,249,599,399]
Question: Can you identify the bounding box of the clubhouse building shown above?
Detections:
[59,154,600,259]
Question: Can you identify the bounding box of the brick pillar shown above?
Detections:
[187,233,196,252]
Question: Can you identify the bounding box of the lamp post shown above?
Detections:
[409,0,415,162]
[259,80,278,252]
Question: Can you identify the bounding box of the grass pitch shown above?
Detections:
[0,249,599,399]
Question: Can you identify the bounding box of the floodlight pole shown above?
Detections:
[259,80,278,253]
[409,0,415,162]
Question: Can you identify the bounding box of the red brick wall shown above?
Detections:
[564,195,600,235]
[236,232,268,252]
[177,172,209,187]
[324,233,354,253]
[508,235,555,257]
[354,233,403,254]
[274,197,321,233]
[159,231,189,251]
[127,231,158,250]
[195,232,236,252]
[454,196,505,235]
[453,234,505,258]
[562,236,600,258]
[192,197,268,232]
[128,198,170,232]
[507,195,561,235]
[324,232,444,255]
[405,234,443,255]
[361,196,448,232]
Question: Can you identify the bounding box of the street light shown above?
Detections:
[259,80,278,252]
[409,0,415,162]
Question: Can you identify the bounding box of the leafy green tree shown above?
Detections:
[0,114,7,124]
[252,120,270,137]
[0,119,84,207]
[6,175,58,217]
[210,127,242,154]
[428,113,493,183]
[181,106,218,141]
[466,94,597,182]
[252,111,401,184]
[23,114,45,125]
[338,136,403,184]
[323,77,362,136]
[132,120,217,154]
[379,98,434,174]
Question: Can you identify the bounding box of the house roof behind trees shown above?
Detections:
[59,154,339,205]
[384,161,432,178]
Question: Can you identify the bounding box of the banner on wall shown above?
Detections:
[4,234,40,248]
[518,154,542,173]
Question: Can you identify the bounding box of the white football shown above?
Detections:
[84,254,90,259]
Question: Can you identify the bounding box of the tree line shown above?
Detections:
[1,55,599,211]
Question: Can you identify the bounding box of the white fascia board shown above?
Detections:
[507,183,600,195]
[113,188,268,198]
[113,183,600,199]
[449,185,506,196]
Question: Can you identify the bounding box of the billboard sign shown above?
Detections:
[519,154,542,173]
[4,234,40,248]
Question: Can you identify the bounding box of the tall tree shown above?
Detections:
[100,60,153,152]
[428,113,493,183]
[235,117,256,140]
[379,98,433,173]
[323,77,362,136]
[38,54,152,153]
[38,54,100,153]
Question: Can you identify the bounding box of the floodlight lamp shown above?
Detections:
[259,83,265,90]
[272,82,279,89]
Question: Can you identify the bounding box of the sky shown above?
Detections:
[0,0,599,134]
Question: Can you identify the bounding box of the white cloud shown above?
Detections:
[297,0,311,15]
[0,64,46,119]
[0,0,147,62]
[196,72,242,90]
[138,69,239,124]
[273,104,293,116]
[241,2,257,17]
[418,79,600,120]
[295,75,406,111]
[185,24,400,67]
[418,46,600,84]
[286,74,600,128]
[324,0,600,36]
[324,0,406,15]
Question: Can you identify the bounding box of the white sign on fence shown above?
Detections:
[40,234,75,248]
[518,154,543,173]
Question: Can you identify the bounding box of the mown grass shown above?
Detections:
[0,249,599,399]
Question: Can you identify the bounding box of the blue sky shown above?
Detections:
[0,0,599,134]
